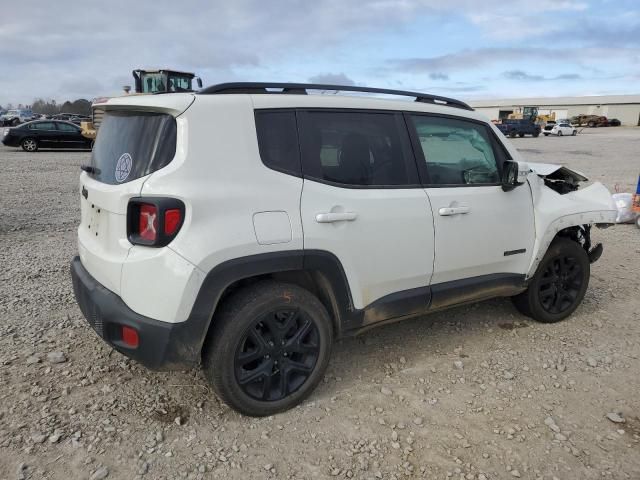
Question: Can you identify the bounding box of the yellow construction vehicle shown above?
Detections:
[506,106,555,125]
[81,69,202,139]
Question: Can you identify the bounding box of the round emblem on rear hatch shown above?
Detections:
[115,153,132,183]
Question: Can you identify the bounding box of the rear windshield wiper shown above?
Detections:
[80,165,101,175]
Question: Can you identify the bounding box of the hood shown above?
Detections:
[527,162,589,183]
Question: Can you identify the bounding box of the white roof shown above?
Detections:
[469,94,640,108]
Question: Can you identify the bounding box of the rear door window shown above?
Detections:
[298,111,418,187]
[90,111,176,185]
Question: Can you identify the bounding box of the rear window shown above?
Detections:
[89,111,176,184]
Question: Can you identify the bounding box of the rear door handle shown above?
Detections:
[438,206,470,216]
[315,212,358,223]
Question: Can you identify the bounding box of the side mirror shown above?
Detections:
[501,160,526,192]
[196,77,203,89]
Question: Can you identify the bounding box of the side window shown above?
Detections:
[299,111,417,187]
[31,122,56,131]
[255,110,301,177]
[410,115,501,186]
[57,122,79,132]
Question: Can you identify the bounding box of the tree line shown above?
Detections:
[1,98,92,116]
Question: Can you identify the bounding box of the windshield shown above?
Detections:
[89,111,177,185]
[141,73,166,93]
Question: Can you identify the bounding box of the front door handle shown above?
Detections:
[316,212,358,223]
[438,205,470,216]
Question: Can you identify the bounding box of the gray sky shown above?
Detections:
[0,0,638,106]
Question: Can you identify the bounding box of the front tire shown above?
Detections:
[203,281,333,416]
[512,238,590,323]
[21,138,38,152]
[558,130,563,136]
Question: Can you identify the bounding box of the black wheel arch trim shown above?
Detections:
[188,251,528,356]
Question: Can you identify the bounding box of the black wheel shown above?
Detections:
[21,138,38,152]
[572,130,577,136]
[512,238,589,323]
[544,133,549,136]
[533,131,540,137]
[203,281,333,416]
[588,121,595,127]
[509,131,516,138]
[518,132,525,138]
[558,130,563,136]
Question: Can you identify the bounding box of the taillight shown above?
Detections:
[127,198,185,247]
[164,209,181,235]
[139,204,158,242]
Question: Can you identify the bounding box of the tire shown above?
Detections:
[518,132,525,138]
[203,281,333,416]
[544,133,549,136]
[533,131,540,138]
[512,237,590,323]
[572,130,577,136]
[21,138,38,152]
[587,121,595,128]
[558,130,563,136]
[636,215,640,229]
[509,131,516,138]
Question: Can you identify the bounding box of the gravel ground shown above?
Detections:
[1,127,639,480]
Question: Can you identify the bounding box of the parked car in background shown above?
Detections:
[496,118,541,138]
[69,115,91,125]
[608,118,621,126]
[543,122,577,136]
[571,115,609,127]
[2,120,93,151]
[0,109,34,126]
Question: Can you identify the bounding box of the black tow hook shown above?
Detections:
[587,243,603,264]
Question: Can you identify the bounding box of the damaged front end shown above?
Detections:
[523,162,617,278]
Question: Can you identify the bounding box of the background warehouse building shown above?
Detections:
[469,95,640,126]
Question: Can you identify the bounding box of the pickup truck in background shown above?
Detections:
[496,119,541,138]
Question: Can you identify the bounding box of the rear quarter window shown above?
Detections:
[90,111,176,185]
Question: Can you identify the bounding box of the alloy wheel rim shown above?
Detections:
[234,308,320,401]
[24,140,36,151]
[538,254,582,314]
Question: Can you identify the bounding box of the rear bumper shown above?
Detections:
[71,256,201,370]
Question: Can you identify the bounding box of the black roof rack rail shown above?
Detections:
[198,82,474,111]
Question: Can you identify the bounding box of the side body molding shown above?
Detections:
[175,250,530,365]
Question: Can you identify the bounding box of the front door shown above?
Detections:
[406,113,535,305]
[298,110,435,326]
[55,121,86,148]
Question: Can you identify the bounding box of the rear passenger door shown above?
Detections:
[29,122,58,147]
[406,114,535,295]
[298,110,435,324]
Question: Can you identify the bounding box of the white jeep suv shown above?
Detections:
[71,83,616,416]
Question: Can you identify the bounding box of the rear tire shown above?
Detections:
[203,281,333,416]
[533,131,540,137]
[518,132,525,138]
[21,138,38,152]
[512,238,590,323]
[572,130,577,136]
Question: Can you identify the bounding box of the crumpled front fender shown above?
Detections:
[526,175,616,278]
